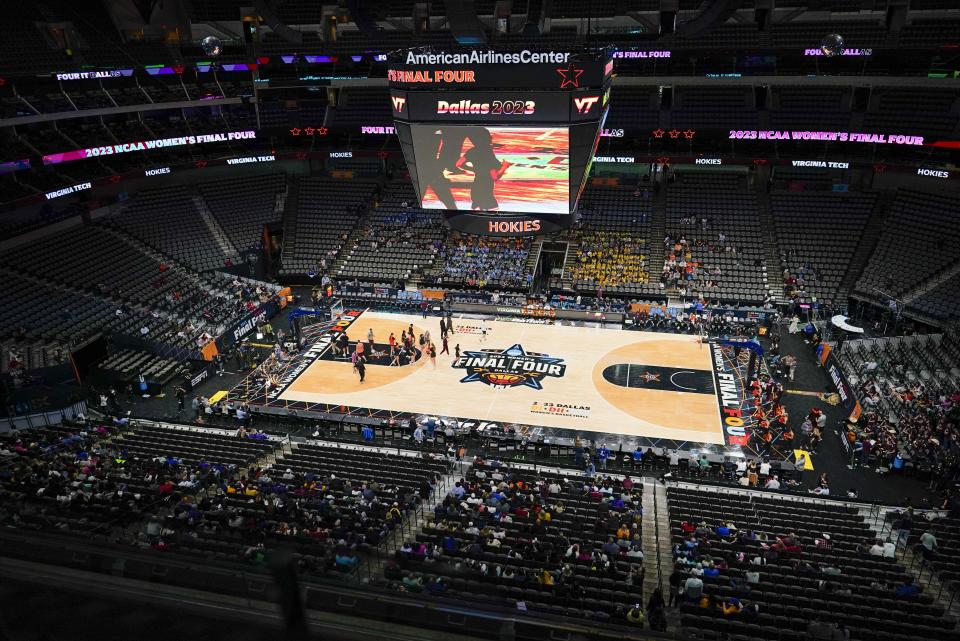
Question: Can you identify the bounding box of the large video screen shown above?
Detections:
[409,124,569,215]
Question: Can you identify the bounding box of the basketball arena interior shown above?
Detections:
[2,2,960,640]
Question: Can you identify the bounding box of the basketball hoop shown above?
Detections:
[329,298,345,322]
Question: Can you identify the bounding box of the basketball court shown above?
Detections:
[268,310,736,445]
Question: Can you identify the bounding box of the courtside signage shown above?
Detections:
[267,311,362,401]
[709,342,750,446]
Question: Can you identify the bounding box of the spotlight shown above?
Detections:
[201,36,223,57]
[820,33,845,57]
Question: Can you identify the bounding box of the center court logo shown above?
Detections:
[453,344,565,389]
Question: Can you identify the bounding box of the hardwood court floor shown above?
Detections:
[281,311,725,444]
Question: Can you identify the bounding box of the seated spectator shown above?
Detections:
[425,576,446,594]
[721,598,743,617]
[402,572,423,591]
[625,604,646,626]
[894,578,919,599]
[682,574,704,600]
[809,482,830,496]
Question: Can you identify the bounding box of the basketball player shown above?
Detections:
[455,344,461,359]
[455,126,509,211]
[389,332,396,357]
[423,128,460,209]
[480,321,488,343]
[429,343,437,368]
[440,335,449,355]
[367,328,375,348]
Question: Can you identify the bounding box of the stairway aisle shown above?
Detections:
[837,190,892,306]
[525,236,544,287]
[279,176,300,272]
[642,478,673,599]
[646,186,667,293]
[192,195,238,262]
[756,190,783,305]
[362,456,469,582]
[559,240,578,290]
[898,534,960,616]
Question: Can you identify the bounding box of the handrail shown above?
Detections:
[668,476,932,511]
[653,479,663,592]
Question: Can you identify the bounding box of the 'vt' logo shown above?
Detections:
[391,96,406,112]
[573,95,599,114]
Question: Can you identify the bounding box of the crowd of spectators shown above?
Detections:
[846,383,960,486]
[0,420,239,538]
[387,458,659,625]
[0,419,435,576]
[660,229,745,295]
[668,486,957,641]
[839,329,960,487]
[355,211,439,255]
[147,460,420,573]
[569,231,648,290]
[434,234,531,289]
[781,261,824,302]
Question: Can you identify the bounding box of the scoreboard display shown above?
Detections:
[389,48,612,234]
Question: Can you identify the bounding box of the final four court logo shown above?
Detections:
[452,344,566,390]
